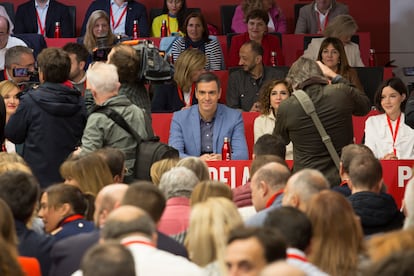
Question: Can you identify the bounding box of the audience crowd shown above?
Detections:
[0,0,413,276]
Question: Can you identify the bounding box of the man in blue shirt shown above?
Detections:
[169,72,248,161]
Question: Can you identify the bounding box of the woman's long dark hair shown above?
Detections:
[162,0,188,32]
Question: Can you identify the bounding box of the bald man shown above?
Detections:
[282,169,329,212]
[246,162,291,226]
[98,206,202,276]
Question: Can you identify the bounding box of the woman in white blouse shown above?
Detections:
[254,79,293,159]
[364,77,414,160]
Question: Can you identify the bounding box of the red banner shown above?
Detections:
[207,160,414,208]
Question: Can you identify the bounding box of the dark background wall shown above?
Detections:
[9,0,390,65]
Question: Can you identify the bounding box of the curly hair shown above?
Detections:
[258,79,291,115]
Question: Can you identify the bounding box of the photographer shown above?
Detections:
[1,46,38,90]
[5,48,87,188]
[107,44,151,116]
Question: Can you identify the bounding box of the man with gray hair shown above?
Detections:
[273,57,370,186]
[158,166,199,242]
[101,206,202,275]
[79,62,154,183]
[246,162,291,226]
[282,169,329,212]
[0,16,26,70]
[1,45,36,86]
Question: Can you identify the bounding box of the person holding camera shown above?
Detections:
[0,46,37,90]
[107,44,151,116]
[5,48,87,188]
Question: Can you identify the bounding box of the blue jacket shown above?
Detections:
[169,104,248,160]
[81,0,149,38]
[15,220,55,276]
[15,0,74,38]
[5,82,87,188]
[53,217,95,242]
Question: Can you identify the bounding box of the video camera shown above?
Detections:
[92,37,174,83]
[12,67,39,78]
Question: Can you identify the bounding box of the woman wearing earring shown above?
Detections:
[38,184,95,241]
[317,37,363,92]
[254,79,293,159]
[364,77,414,160]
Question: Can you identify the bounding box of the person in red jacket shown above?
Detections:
[228,9,284,68]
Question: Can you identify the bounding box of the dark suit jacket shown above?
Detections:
[49,229,188,276]
[15,0,74,38]
[81,0,149,37]
[16,220,55,276]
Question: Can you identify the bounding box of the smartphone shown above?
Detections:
[13,68,29,77]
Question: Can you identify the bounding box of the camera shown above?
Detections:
[92,36,112,62]
[12,68,38,78]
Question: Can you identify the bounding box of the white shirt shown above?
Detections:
[110,0,128,35]
[364,113,414,159]
[72,235,203,276]
[253,112,294,160]
[35,0,50,36]
[0,36,27,70]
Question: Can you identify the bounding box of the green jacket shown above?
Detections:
[81,95,153,177]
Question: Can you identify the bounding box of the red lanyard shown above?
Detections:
[58,214,84,228]
[36,10,46,36]
[386,113,401,156]
[122,240,155,247]
[177,83,195,106]
[287,253,308,262]
[316,11,329,33]
[265,188,284,208]
[4,70,8,80]
[110,5,128,31]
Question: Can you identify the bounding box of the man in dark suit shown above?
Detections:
[81,0,149,38]
[14,0,74,38]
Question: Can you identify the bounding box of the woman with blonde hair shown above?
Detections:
[176,156,210,181]
[60,152,113,196]
[190,180,232,206]
[306,190,365,276]
[366,228,414,263]
[151,48,206,112]
[150,157,179,186]
[81,10,116,53]
[186,197,243,275]
[0,80,22,153]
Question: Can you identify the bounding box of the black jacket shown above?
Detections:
[348,191,404,236]
[405,91,414,129]
[5,82,87,188]
[15,0,74,38]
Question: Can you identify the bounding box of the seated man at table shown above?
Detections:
[226,40,285,112]
[169,72,248,161]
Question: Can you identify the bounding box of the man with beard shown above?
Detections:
[226,40,285,112]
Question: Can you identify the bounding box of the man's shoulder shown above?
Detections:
[217,103,241,117]
[128,0,147,10]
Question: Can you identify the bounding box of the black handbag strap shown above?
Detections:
[293,90,340,170]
